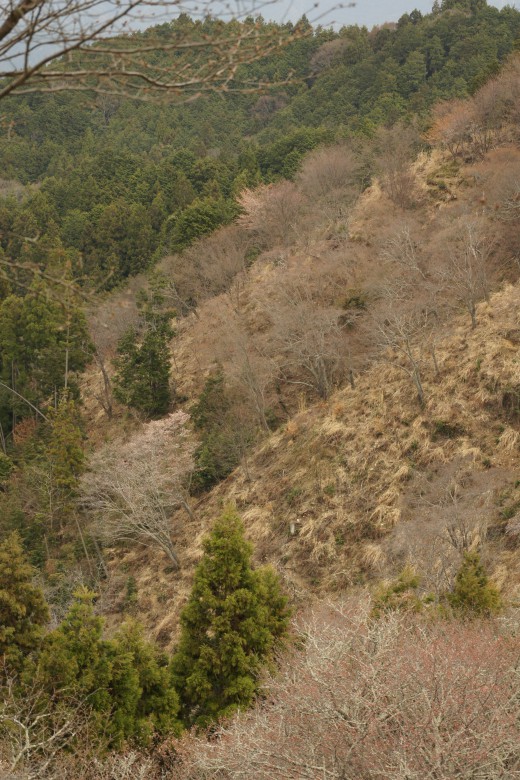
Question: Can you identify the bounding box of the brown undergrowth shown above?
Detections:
[82,138,520,647]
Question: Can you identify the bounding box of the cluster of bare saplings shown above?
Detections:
[174,603,520,780]
[7,603,519,779]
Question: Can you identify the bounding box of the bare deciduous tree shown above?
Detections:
[224,326,275,432]
[269,278,352,400]
[0,677,88,780]
[441,220,492,329]
[373,302,433,405]
[80,410,195,568]
[297,143,360,202]
[375,122,422,209]
[237,182,307,249]
[380,224,427,280]
[175,603,520,780]
[0,0,315,103]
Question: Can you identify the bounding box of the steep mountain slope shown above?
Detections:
[93,133,520,646]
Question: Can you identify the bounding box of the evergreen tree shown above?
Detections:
[112,621,181,745]
[0,532,49,671]
[113,295,173,418]
[191,371,239,492]
[0,282,91,432]
[448,551,501,616]
[171,508,290,726]
[36,589,181,746]
[46,392,85,520]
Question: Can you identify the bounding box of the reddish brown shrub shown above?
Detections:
[176,604,520,779]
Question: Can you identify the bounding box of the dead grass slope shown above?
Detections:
[88,140,520,645]
[102,279,519,647]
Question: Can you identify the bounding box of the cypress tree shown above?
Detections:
[47,392,85,523]
[113,296,173,418]
[112,621,181,745]
[0,532,49,671]
[448,551,501,616]
[36,590,181,747]
[171,508,290,726]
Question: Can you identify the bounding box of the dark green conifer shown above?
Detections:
[0,532,49,671]
[171,508,290,726]
[449,551,501,616]
[113,291,173,418]
[36,589,181,747]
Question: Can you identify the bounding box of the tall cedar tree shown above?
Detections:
[0,532,49,672]
[113,295,173,418]
[36,588,181,747]
[47,393,85,520]
[191,371,240,492]
[171,508,290,726]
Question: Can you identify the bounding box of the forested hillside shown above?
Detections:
[1,1,520,777]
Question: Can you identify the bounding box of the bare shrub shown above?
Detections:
[0,677,89,780]
[80,411,195,568]
[375,123,422,208]
[297,144,361,210]
[237,182,307,249]
[177,603,520,780]
[440,219,492,328]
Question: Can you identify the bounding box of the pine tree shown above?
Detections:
[0,532,49,671]
[171,508,290,726]
[448,551,501,616]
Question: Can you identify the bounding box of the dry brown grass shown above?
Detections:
[76,136,520,644]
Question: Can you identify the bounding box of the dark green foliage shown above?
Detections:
[113,621,182,744]
[46,393,85,516]
[0,4,515,298]
[448,551,502,616]
[191,371,251,492]
[0,283,91,432]
[171,508,290,727]
[35,589,181,747]
[0,453,13,486]
[371,566,425,618]
[0,532,49,671]
[113,294,173,418]
[168,196,238,251]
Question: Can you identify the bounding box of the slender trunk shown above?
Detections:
[165,542,181,570]
[470,302,477,329]
[94,349,113,419]
[64,318,70,390]
[180,498,195,521]
[431,345,440,377]
[92,535,109,579]
[413,367,425,406]
[0,379,47,420]
[74,514,95,579]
